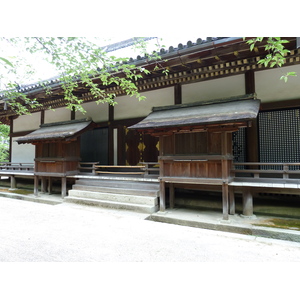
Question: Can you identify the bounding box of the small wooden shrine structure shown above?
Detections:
[130,94,261,220]
[16,118,96,197]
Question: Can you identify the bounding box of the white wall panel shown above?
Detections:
[11,137,35,163]
[45,107,71,124]
[13,112,41,132]
[114,87,174,120]
[255,65,300,103]
[182,75,245,104]
[75,101,109,122]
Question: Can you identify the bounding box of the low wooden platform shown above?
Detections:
[2,161,300,220]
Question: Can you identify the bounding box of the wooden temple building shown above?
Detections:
[1,37,300,220]
[15,118,96,197]
[129,94,261,219]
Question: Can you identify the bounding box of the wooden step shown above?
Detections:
[67,190,158,206]
[72,184,159,197]
[74,179,159,191]
[64,195,158,214]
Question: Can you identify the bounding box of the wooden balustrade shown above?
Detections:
[78,162,99,175]
[0,162,34,172]
[77,162,159,177]
[232,162,300,180]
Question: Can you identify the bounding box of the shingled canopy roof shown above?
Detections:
[16,118,96,144]
[129,94,260,131]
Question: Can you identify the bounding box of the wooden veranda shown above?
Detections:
[1,160,300,219]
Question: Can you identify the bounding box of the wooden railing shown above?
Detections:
[0,162,34,172]
[139,162,159,176]
[77,162,159,176]
[232,162,300,180]
[78,162,99,175]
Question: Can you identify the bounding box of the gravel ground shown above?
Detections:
[0,196,300,262]
[0,196,299,300]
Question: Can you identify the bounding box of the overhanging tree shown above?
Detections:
[0,37,166,116]
[0,123,9,161]
[245,37,297,81]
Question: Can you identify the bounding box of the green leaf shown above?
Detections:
[0,57,14,67]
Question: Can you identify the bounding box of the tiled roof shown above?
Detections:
[0,37,230,100]
[15,118,95,144]
[129,94,260,130]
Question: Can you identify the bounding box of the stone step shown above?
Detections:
[64,196,158,214]
[67,189,158,206]
[74,179,159,191]
[72,184,159,197]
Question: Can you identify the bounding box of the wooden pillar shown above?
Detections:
[242,187,254,217]
[169,183,175,209]
[222,183,229,220]
[34,176,39,196]
[9,117,13,162]
[71,108,75,120]
[41,177,47,193]
[48,177,53,194]
[159,179,166,212]
[245,70,259,163]
[61,177,67,198]
[174,84,182,105]
[221,131,229,220]
[40,110,45,125]
[229,186,235,215]
[108,104,114,165]
[10,175,16,189]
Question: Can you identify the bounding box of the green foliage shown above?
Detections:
[0,57,13,68]
[245,37,297,81]
[0,37,166,114]
[0,124,9,162]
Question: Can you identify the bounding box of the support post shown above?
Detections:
[48,177,52,194]
[222,183,229,220]
[229,186,235,215]
[41,177,47,193]
[61,177,67,198]
[159,179,166,212]
[242,188,254,217]
[34,176,39,196]
[10,175,16,189]
[169,183,174,209]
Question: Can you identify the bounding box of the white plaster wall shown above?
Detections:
[75,101,109,122]
[11,137,35,163]
[45,107,71,124]
[114,87,174,120]
[182,75,245,104]
[13,112,41,132]
[255,64,300,103]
